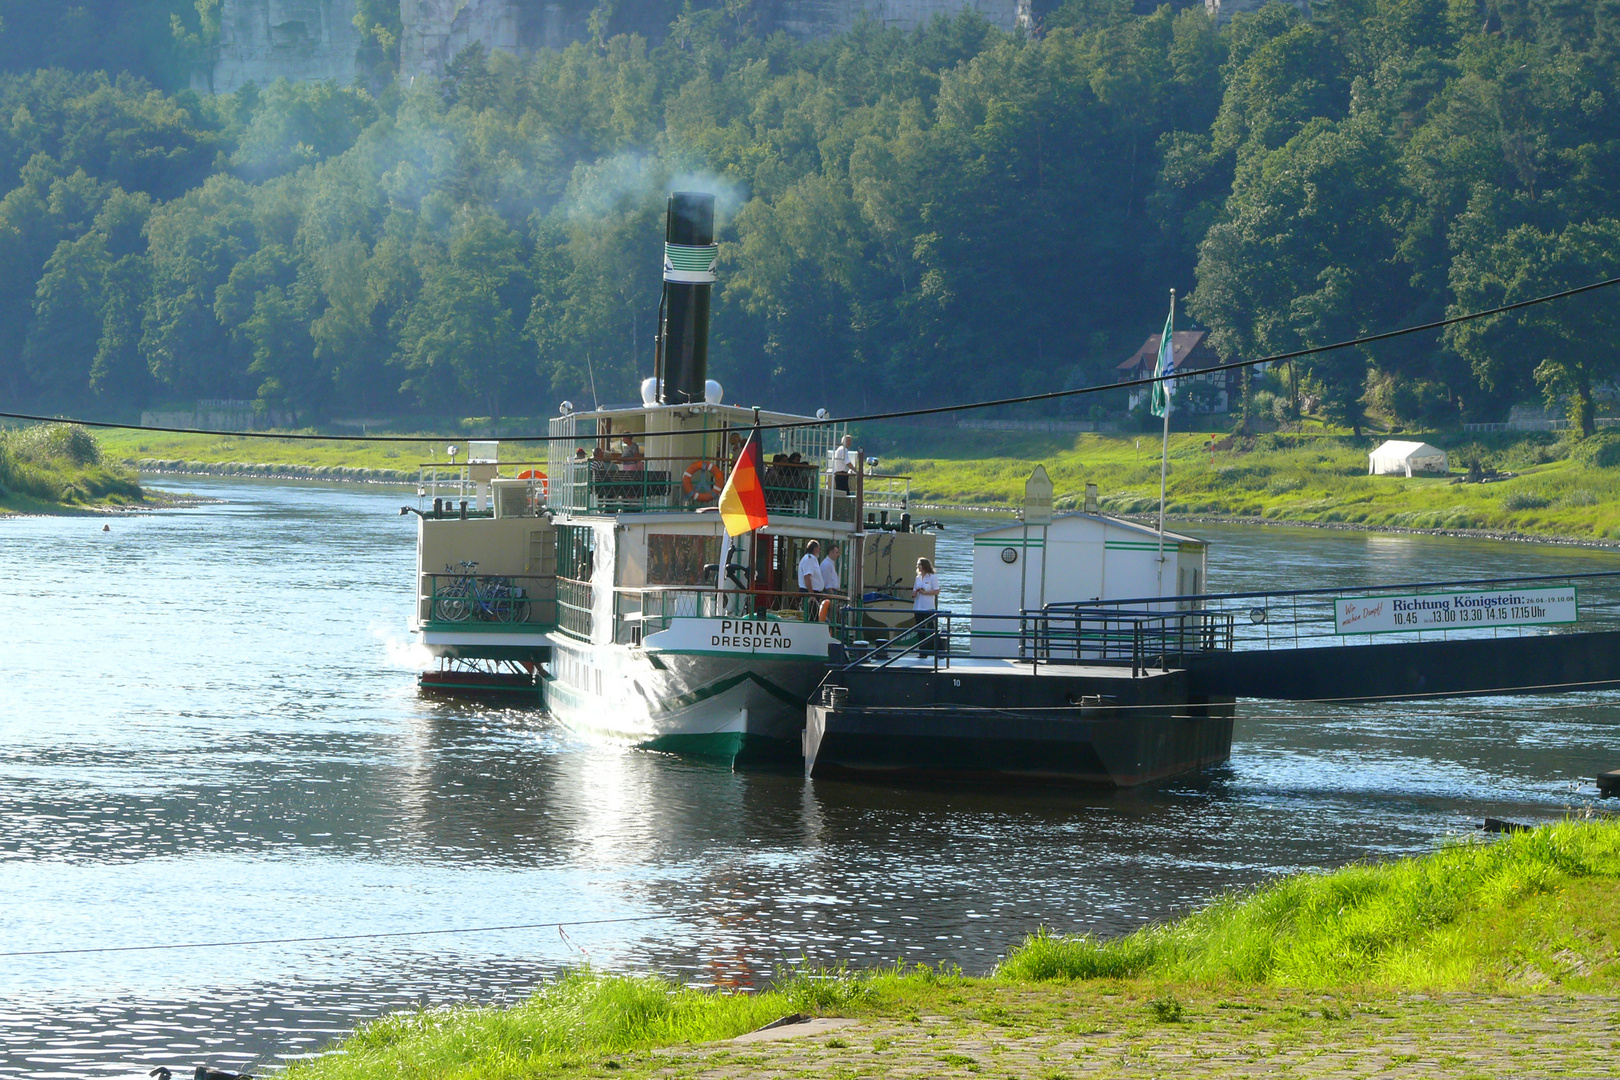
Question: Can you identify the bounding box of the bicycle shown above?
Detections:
[434,562,530,624]
[435,561,475,622]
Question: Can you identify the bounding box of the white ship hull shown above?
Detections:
[545,623,831,761]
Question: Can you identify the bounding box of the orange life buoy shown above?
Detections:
[682,461,723,502]
[517,469,548,496]
[817,599,833,623]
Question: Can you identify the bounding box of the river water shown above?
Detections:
[2,477,1617,1076]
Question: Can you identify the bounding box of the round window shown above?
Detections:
[1000,546,1019,564]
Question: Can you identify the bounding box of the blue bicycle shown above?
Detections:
[434,561,530,623]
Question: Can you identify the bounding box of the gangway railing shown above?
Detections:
[1045,570,1620,651]
[833,607,1232,675]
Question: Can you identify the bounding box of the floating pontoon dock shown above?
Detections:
[807,569,1620,787]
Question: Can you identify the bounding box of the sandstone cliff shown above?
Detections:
[209,0,363,94]
[208,0,1032,91]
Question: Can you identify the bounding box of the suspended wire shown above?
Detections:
[3,273,1618,445]
[0,913,681,959]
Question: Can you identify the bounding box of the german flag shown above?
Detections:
[718,428,770,536]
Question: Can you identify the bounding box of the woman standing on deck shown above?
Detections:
[913,557,941,657]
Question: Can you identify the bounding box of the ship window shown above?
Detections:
[648,534,720,586]
[557,524,595,581]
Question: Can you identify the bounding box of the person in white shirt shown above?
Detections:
[797,540,824,593]
[912,556,941,656]
[820,543,842,594]
[832,435,855,493]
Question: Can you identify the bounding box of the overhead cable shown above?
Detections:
[0,913,679,959]
[4,273,1618,444]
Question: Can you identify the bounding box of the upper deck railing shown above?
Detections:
[547,456,831,517]
[543,404,875,521]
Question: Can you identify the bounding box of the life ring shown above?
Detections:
[682,461,723,502]
[517,469,548,496]
[817,599,833,623]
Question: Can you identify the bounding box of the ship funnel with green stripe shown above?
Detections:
[655,192,715,405]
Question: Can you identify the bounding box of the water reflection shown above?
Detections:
[0,482,1616,1074]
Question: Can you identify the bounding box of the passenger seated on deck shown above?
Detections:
[785,453,814,509]
[619,434,645,471]
[764,454,789,508]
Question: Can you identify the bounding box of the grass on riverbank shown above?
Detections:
[0,425,143,512]
[79,422,1620,540]
[95,429,443,479]
[285,818,1620,1079]
[1000,816,1620,990]
[868,424,1620,540]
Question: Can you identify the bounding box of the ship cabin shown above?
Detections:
[542,396,913,651]
[409,189,920,679]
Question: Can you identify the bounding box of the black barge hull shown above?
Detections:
[805,663,1233,787]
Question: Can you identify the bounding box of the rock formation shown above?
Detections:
[208,0,363,94]
[399,0,591,82]
[207,0,1030,91]
[1204,0,1309,21]
[777,0,1025,40]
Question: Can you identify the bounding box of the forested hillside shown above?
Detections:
[0,1,1615,429]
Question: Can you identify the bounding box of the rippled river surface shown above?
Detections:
[3,477,1618,1075]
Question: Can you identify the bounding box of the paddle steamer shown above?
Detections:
[407,192,933,762]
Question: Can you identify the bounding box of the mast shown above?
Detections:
[1156,288,1174,594]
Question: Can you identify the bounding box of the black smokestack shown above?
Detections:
[657,191,715,405]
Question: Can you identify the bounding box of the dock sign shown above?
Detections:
[1333,587,1577,634]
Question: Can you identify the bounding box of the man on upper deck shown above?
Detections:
[832,435,855,493]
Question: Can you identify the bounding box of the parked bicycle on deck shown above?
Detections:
[434,561,530,623]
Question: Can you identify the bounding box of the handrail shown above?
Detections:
[835,606,1232,674]
[1047,569,1620,611]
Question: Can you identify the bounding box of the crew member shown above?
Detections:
[798,540,824,594]
[820,543,842,594]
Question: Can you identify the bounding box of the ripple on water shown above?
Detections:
[1,485,1617,1073]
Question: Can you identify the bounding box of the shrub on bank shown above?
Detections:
[998,818,1620,988]
[0,424,141,506]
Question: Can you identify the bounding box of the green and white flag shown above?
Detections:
[1150,303,1175,418]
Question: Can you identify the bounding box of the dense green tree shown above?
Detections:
[1448,218,1620,435]
[0,0,1617,431]
[400,211,533,417]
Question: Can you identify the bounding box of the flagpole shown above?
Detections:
[1157,288,1175,594]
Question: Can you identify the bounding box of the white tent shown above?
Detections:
[1368,440,1448,477]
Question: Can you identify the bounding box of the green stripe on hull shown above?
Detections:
[641,730,745,760]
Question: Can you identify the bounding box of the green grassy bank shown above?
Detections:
[95,429,440,482]
[97,424,1620,541]
[284,818,1620,1079]
[0,425,145,514]
[871,425,1620,541]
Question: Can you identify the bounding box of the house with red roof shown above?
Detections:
[1117,330,1245,414]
